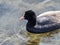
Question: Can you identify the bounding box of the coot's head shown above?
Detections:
[20,10,36,21]
[20,10,36,26]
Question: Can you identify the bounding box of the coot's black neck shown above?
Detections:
[27,19,36,27]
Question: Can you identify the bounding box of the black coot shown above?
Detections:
[21,10,60,34]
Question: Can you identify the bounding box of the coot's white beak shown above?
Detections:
[19,16,24,20]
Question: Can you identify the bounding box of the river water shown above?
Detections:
[0,0,60,45]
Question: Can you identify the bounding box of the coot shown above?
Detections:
[20,10,60,34]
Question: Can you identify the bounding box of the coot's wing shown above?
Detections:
[37,11,60,25]
[37,16,55,25]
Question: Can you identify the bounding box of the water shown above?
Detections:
[0,0,60,45]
